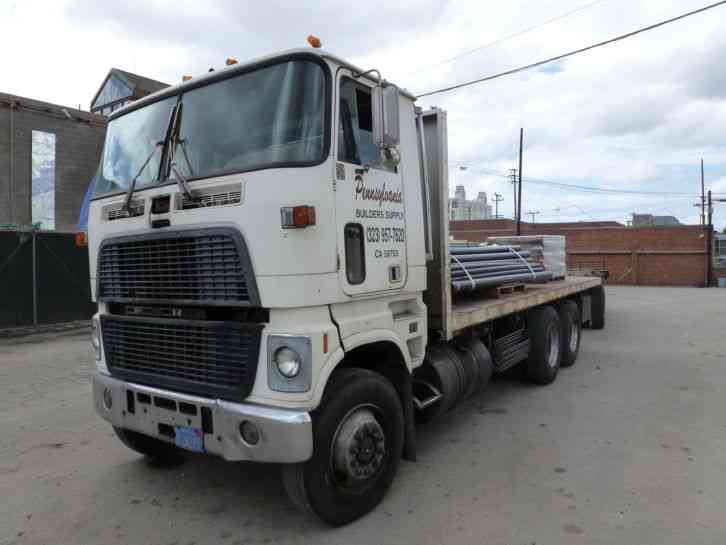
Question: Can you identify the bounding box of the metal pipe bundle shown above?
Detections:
[450,244,552,293]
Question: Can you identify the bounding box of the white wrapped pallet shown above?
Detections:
[486,235,567,279]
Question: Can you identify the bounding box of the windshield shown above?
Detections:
[95,97,176,196]
[94,59,327,198]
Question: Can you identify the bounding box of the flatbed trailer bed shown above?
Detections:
[450,276,602,334]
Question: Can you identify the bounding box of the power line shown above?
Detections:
[523,177,698,196]
[417,0,726,98]
[416,0,608,71]
[450,163,700,196]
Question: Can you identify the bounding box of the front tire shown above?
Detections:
[113,426,185,467]
[282,368,404,526]
[525,305,562,385]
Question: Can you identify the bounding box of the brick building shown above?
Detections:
[450,219,713,287]
[0,93,106,231]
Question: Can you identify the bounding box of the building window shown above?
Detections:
[31,131,56,230]
[92,74,133,111]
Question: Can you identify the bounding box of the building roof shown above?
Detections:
[90,68,169,111]
[119,69,168,93]
[632,213,681,226]
[0,92,105,125]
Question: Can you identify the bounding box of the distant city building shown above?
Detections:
[90,68,168,116]
[631,213,681,227]
[449,185,492,220]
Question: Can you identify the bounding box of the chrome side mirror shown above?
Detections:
[373,83,400,149]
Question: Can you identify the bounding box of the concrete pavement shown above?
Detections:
[1,286,725,545]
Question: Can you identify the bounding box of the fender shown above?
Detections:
[311,328,411,408]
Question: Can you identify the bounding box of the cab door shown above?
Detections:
[334,69,407,296]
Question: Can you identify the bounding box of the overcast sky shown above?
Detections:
[2,0,725,228]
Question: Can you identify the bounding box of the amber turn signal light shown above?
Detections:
[75,232,87,247]
[280,206,316,229]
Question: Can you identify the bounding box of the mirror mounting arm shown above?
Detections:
[352,68,382,87]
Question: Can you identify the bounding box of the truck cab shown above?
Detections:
[90,48,428,525]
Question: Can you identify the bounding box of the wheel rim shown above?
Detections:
[569,320,579,353]
[330,405,387,489]
[545,324,560,368]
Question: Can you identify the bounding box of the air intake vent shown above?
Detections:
[178,183,243,210]
[105,201,145,221]
[96,228,259,306]
[101,315,262,401]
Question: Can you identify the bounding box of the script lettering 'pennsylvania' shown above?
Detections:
[355,178,402,207]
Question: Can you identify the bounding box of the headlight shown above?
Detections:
[274,347,301,378]
[91,318,101,361]
[267,335,312,392]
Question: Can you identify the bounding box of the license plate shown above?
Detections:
[174,426,205,453]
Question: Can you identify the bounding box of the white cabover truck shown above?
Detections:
[88,46,605,526]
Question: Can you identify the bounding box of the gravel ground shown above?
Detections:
[1,286,725,545]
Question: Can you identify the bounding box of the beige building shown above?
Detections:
[449,185,492,221]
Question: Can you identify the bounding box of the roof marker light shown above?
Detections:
[307,35,321,48]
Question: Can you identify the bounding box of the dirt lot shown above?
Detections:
[1,286,726,545]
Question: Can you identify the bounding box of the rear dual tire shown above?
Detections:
[525,305,562,385]
[559,299,581,368]
[589,286,606,330]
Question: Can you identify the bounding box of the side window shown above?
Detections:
[344,223,366,284]
[338,78,393,172]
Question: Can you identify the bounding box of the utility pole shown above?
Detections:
[493,193,503,219]
[516,128,523,235]
[527,210,540,223]
[509,168,518,220]
[700,159,706,225]
[712,189,713,288]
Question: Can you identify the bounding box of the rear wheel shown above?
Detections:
[589,286,606,330]
[525,305,562,385]
[282,368,404,526]
[559,299,581,368]
[113,426,185,467]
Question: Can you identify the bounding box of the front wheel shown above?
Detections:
[282,368,404,526]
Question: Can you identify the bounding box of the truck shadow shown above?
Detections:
[413,371,539,453]
[102,371,544,537]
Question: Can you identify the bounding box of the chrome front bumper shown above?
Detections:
[93,372,313,463]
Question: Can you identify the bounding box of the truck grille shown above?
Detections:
[101,315,261,401]
[97,228,258,306]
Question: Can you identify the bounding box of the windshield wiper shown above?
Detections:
[122,141,163,213]
[170,162,197,204]
[122,103,178,213]
[165,102,201,205]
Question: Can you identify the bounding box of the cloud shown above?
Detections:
[3,0,726,230]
